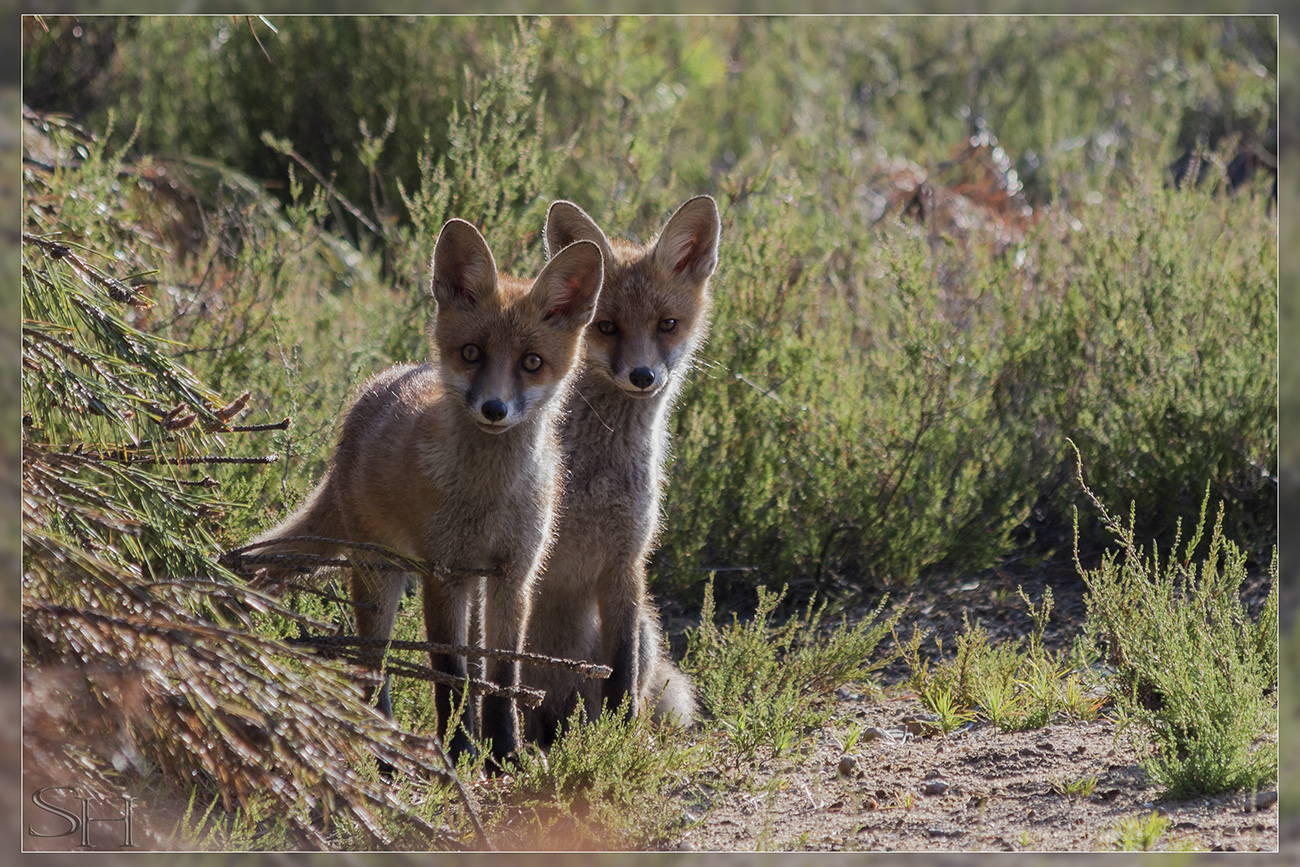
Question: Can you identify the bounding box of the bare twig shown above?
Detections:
[44,449,279,467]
[222,537,510,583]
[230,417,292,433]
[298,634,613,679]
[307,642,547,708]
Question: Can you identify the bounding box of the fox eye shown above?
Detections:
[521,353,543,373]
[658,318,678,333]
[461,344,482,363]
[596,320,618,336]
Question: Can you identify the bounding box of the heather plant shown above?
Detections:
[682,581,899,764]
[1073,447,1278,798]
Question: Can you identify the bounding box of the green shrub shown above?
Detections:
[494,704,703,850]
[1074,447,1277,798]
[682,581,898,764]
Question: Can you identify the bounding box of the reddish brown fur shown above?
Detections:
[523,197,720,744]
[252,221,602,764]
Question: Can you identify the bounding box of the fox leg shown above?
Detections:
[422,573,478,761]
[350,568,407,719]
[480,574,533,765]
[599,562,645,720]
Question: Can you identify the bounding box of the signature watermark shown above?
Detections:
[27,786,139,849]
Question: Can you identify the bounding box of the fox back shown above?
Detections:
[523,197,720,742]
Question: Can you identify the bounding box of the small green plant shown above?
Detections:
[495,701,703,850]
[896,596,1077,733]
[928,688,977,735]
[1074,445,1278,799]
[972,675,1026,730]
[1111,811,1170,851]
[1052,774,1098,800]
[1060,672,1106,722]
[834,719,865,754]
[683,580,898,764]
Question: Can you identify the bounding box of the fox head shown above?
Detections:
[430,219,603,433]
[544,196,720,401]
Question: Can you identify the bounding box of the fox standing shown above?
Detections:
[523,196,721,744]
[251,219,603,764]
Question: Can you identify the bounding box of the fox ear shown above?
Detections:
[532,239,603,330]
[652,195,720,284]
[431,219,498,309]
[546,200,614,264]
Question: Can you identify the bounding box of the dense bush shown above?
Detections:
[22,16,1276,606]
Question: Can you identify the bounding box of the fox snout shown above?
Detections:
[464,383,539,433]
[629,366,656,390]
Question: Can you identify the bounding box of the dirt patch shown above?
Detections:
[674,696,1277,853]
[654,560,1279,853]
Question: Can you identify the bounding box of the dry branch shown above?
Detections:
[222,535,509,583]
[298,634,613,679]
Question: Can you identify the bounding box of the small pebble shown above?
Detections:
[903,713,939,735]
[1251,790,1279,811]
[838,754,859,777]
[921,779,950,796]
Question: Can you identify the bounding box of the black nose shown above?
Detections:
[629,367,656,390]
[481,399,507,422]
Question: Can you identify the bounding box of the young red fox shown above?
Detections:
[251,219,603,764]
[522,196,721,744]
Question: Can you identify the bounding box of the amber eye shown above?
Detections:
[521,353,543,373]
[596,320,618,336]
[461,344,482,363]
[658,318,678,333]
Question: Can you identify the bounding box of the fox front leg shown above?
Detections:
[600,573,644,720]
[422,573,479,762]
[480,573,533,767]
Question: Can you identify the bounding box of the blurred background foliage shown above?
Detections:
[22,15,1277,607]
[14,9,1286,852]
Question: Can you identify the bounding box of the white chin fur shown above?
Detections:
[618,383,666,400]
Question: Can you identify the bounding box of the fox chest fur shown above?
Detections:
[556,372,672,561]
[329,362,560,581]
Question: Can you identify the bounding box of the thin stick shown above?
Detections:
[298,634,612,679]
[313,645,546,708]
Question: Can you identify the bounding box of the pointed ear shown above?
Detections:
[431,219,498,309]
[545,200,614,264]
[531,239,603,330]
[651,195,721,283]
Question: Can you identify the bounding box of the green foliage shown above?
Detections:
[896,587,1094,733]
[682,581,898,763]
[1052,774,1098,800]
[495,703,703,850]
[21,112,473,851]
[1109,811,1171,852]
[1073,448,1278,799]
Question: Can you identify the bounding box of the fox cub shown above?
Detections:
[252,219,603,764]
[523,196,721,744]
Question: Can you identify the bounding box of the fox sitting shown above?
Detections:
[251,219,603,765]
[523,196,721,745]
